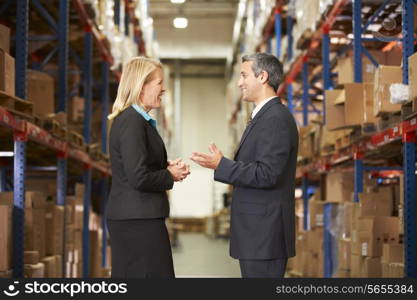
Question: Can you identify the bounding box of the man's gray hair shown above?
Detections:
[242,53,284,92]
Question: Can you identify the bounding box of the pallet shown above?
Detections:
[68,130,86,150]
[376,111,402,131]
[0,91,33,116]
[43,118,67,140]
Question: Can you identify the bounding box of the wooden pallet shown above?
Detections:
[68,130,85,150]
[376,111,402,131]
[43,118,67,139]
[0,91,33,115]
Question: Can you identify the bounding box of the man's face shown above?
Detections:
[238,61,261,102]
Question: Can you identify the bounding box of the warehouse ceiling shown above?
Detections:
[149,0,238,59]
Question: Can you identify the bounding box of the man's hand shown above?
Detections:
[190,143,223,170]
[167,158,191,182]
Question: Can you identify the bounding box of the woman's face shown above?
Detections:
[139,68,166,111]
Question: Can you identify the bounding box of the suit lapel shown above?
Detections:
[234,97,280,159]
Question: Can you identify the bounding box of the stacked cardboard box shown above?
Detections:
[0,24,14,96]
[373,66,403,116]
[409,52,417,112]
[65,195,84,278]
[24,192,47,258]
[45,203,64,264]
[325,171,354,202]
[27,70,55,116]
[0,193,12,274]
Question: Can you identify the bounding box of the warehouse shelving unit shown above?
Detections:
[259,0,417,277]
[0,0,145,278]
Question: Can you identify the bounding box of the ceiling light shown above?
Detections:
[173,17,188,29]
[0,151,14,157]
[171,0,186,3]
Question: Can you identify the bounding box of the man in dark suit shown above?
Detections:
[191,53,298,278]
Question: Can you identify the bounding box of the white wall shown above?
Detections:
[169,77,230,217]
[154,18,234,59]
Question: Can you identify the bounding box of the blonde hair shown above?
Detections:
[108,56,162,120]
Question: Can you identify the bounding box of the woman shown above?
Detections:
[106,57,190,278]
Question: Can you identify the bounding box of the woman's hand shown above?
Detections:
[167,158,191,182]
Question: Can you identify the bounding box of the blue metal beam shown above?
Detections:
[40,47,58,70]
[403,132,417,277]
[82,168,92,278]
[101,61,110,154]
[57,157,67,206]
[353,0,363,83]
[302,62,309,126]
[402,0,414,84]
[12,134,27,278]
[0,168,7,192]
[362,47,379,67]
[31,0,58,33]
[275,11,282,58]
[69,47,83,69]
[354,157,363,203]
[287,84,293,114]
[286,16,293,61]
[302,175,309,231]
[83,31,93,144]
[15,0,29,99]
[58,0,69,112]
[101,176,109,267]
[363,166,403,171]
[324,203,335,277]
[322,31,331,125]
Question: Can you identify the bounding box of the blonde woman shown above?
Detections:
[106,57,190,278]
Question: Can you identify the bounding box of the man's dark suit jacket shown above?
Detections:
[106,106,174,220]
[214,97,298,260]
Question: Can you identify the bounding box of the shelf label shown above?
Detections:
[411,118,416,126]
[384,135,389,142]
[393,127,398,134]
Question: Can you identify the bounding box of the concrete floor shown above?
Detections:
[172,233,241,278]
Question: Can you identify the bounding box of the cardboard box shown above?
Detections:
[0,24,10,53]
[343,83,376,126]
[309,200,324,229]
[46,204,64,256]
[325,171,354,202]
[26,178,56,198]
[342,202,354,239]
[69,96,85,123]
[350,254,364,278]
[25,208,46,258]
[343,83,373,126]
[373,65,402,116]
[0,205,12,271]
[325,89,345,130]
[337,55,379,85]
[75,183,85,199]
[382,243,403,264]
[0,192,13,205]
[25,191,47,208]
[24,251,39,265]
[27,70,55,116]
[65,203,74,225]
[409,52,417,110]
[362,257,382,277]
[353,216,399,257]
[55,255,63,278]
[24,263,45,278]
[41,256,57,278]
[90,230,103,278]
[0,49,15,96]
[306,228,323,253]
[357,188,393,217]
[0,270,12,278]
[383,262,404,278]
[338,239,351,271]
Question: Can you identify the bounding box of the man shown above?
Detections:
[191,53,298,278]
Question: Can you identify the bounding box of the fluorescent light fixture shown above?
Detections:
[171,0,186,3]
[0,151,14,157]
[173,17,188,29]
